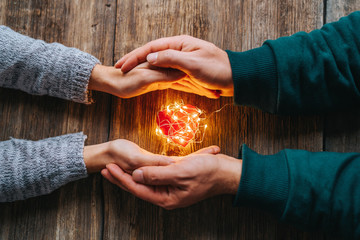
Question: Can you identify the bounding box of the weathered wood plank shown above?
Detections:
[0,0,116,239]
[326,0,360,23]
[0,0,357,239]
[105,0,326,239]
[0,0,4,26]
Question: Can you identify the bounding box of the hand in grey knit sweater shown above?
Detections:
[0,26,100,103]
[0,26,177,202]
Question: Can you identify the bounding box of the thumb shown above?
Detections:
[132,165,177,185]
[192,145,221,155]
[146,49,192,71]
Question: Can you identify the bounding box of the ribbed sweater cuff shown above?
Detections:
[233,144,289,217]
[61,49,100,104]
[0,132,88,202]
[226,45,278,113]
[49,132,89,184]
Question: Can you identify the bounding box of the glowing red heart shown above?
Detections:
[156,104,200,147]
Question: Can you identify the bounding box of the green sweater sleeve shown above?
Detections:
[234,145,360,238]
[227,11,360,114]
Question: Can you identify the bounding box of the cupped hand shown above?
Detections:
[101,146,242,209]
[88,62,219,99]
[115,35,234,97]
[83,139,174,174]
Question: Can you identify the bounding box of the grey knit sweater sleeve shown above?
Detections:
[0,25,100,103]
[0,27,99,202]
[0,133,88,202]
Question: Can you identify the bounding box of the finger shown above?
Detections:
[145,50,194,72]
[132,165,178,185]
[116,36,187,71]
[181,76,222,98]
[144,68,186,84]
[168,83,218,99]
[101,169,129,192]
[106,164,169,204]
[178,79,205,92]
[141,154,176,167]
[168,82,206,96]
[177,80,220,99]
[192,146,221,155]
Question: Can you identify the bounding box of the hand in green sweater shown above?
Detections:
[227,11,360,114]
[230,11,360,238]
[110,11,360,238]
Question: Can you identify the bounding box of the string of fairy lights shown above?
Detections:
[156,101,207,147]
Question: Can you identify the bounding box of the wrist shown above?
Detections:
[88,64,117,94]
[221,49,234,90]
[83,142,112,173]
[217,154,242,195]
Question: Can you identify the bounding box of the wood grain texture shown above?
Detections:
[0,0,357,239]
[0,0,116,239]
[103,0,329,240]
[326,0,360,23]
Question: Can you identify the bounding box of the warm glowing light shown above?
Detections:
[156,101,207,147]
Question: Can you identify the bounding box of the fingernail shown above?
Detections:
[214,146,220,153]
[147,52,158,63]
[115,60,121,66]
[214,90,221,98]
[132,169,144,183]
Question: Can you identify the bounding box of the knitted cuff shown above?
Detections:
[233,144,289,218]
[55,47,100,104]
[226,44,278,113]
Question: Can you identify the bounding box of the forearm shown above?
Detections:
[235,144,360,238]
[228,11,360,114]
[0,26,100,103]
[0,133,88,202]
[282,149,360,238]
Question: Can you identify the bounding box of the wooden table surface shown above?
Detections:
[0,0,359,239]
